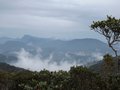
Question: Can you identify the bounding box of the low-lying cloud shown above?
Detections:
[11,48,103,71]
[12,48,79,71]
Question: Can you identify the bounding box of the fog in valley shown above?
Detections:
[11,48,103,71]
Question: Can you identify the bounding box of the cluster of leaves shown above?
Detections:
[11,67,107,90]
[0,63,120,90]
[91,16,120,57]
[102,54,115,76]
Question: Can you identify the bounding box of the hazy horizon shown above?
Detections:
[0,0,120,41]
[0,34,108,43]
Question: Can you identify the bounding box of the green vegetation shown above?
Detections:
[0,58,120,90]
[91,16,120,57]
[91,15,120,73]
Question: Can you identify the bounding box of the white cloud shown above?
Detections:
[10,48,104,71]
[11,48,79,71]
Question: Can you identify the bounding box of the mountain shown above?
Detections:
[0,37,13,44]
[0,62,26,72]
[0,54,17,63]
[0,35,112,65]
[89,56,120,73]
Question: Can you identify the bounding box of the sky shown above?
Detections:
[0,0,120,41]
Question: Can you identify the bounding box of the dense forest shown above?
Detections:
[0,54,120,90]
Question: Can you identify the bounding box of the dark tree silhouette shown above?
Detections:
[91,16,120,57]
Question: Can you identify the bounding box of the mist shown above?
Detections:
[11,48,103,71]
[11,48,80,71]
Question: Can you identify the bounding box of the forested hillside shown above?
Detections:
[0,55,120,90]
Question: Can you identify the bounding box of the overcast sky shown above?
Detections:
[0,0,120,40]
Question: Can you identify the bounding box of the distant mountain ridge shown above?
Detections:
[0,37,13,44]
[0,35,112,65]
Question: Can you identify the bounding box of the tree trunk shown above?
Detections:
[109,44,120,73]
[109,44,117,57]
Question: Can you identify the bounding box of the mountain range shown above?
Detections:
[0,35,112,67]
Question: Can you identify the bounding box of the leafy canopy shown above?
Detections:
[91,16,120,56]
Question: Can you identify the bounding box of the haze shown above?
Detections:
[0,0,120,41]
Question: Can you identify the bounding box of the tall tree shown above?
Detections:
[91,16,120,57]
[102,54,114,77]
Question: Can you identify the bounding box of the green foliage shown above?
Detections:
[101,54,115,81]
[0,66,120,90]
[91,16,120,56]
[103,54,114,66]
